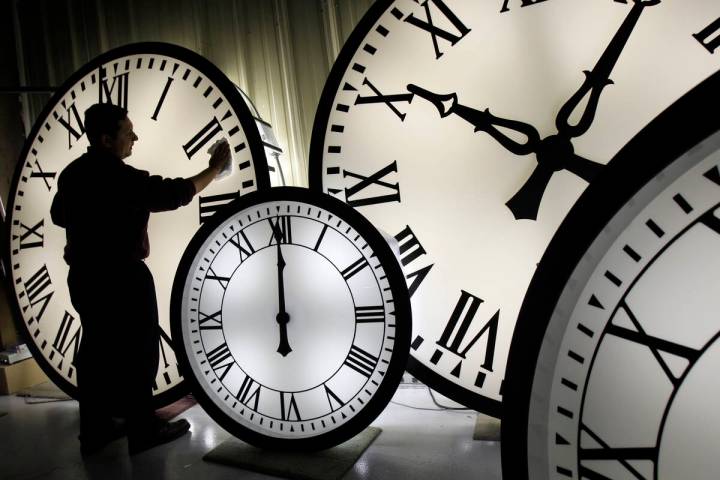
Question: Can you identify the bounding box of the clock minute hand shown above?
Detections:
[555,0,661,139]
[407,84,541,156]
[272,219,292,357]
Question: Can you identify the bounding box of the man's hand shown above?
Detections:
[209,139,230,173]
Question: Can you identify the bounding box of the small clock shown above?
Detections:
[501,70,720,479]
[4,42,270,406]
[309,0,720,415]
[170,186,411,450]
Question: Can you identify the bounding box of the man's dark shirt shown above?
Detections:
[51,147,195,265]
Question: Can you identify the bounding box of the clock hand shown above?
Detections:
[271,218,292,357]
[555,0,661,139]
[407,84,541,155]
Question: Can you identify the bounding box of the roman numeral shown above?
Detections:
[693,16,720,54]
[343,161,401,207]
[344,345,378,377]
[22,264,54,322]
[355,305,385,323]
[394,225,434,297]
[607,301,700,387]
[499,0,549,13]
[699,208,720,235]
[158,326,175,373]
[280,392,302,421]
[435,291,499,377]
[199,310,223,330]
[183,117,223,159]
[342,258,369,280]
[206,342,234,381]
[206,268,230,291]
[268,216,293,245]
[57,103,85,149]
[99,69,129,109]
[324,384,344,411]
[198,191,239,224]
[52,311,81,365]
[236,375,261,410]
[314,224,328,251]
[151,77,174,121]
[15,219,44,250]
[404,0,471,59]
[354,77,414,121]
[578,423,657,479]
[229,231,255,261]
[30,159,56,192]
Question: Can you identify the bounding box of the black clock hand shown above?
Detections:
[555,0,661,138]
[407,84,541,156]
[271,219,292,357]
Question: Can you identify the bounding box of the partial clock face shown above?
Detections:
[171,187,411,450]
[5,42,270,405]
[309,0,720,414]
[501,71,720,480]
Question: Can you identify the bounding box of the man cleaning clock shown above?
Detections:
[50,102,231,456]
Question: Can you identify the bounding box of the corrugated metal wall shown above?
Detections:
[10,0,375,186]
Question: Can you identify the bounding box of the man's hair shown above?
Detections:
[84,103,128,145]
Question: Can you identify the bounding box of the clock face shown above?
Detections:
[4,42,270,405]
[309,0,720,414]
[171,186,411,450]
[501,71,720,480]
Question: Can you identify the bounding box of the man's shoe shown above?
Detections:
[79,421,127,456]
[128,418,191,455]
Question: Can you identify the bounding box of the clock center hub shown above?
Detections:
[536,135,574,172]
[220,245,356,392]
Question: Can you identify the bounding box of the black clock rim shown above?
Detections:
[2,41,270,408]
[500,69,720,480]
[170,186,412,451]
[307,0,501,413]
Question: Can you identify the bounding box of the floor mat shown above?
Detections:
[203,427,381,480]
[15,381,71,401]
[473,414,501,441]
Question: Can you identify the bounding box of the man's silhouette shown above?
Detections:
[51,102,230,455]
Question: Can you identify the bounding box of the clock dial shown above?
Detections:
[4,42,270,406]
[171,187,411,450]
[501,71,720,480]
[309,0,720,414]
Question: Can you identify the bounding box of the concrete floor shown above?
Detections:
[0,384,502,480]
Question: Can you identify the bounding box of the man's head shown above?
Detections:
[84,103,138,160]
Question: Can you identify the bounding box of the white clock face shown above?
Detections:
[310,0,720,413]
[5,42,270,404]
[171,187,410,450]
[500,70,720,480]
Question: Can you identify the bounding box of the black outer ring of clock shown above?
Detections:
[307,0,501,415]
[170,186,412,451]
[500,69,720,479]
[2,41,271,408]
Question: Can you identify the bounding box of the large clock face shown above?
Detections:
[171,187,411,450]
[501,71,720,480]
[309,0,720,414]
[4,42,270,405]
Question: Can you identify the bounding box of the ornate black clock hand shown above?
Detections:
[555,0,661,138]
[271,218,292,357]
[407,84,541,155]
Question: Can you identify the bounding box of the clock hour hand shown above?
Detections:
[271,218,292,357]
[555,0,660,139]
[407,84,541,156]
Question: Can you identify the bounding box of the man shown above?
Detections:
[51,102,230,456]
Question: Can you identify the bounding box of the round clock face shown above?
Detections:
[501,71,720,480]
[4,42,270,405]
[309,0,720,413]
[171,187,411,450]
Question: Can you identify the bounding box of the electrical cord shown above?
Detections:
[390,385,473,411]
